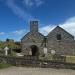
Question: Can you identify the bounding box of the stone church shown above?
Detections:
[21,21,75,56]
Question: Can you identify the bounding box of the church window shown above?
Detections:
[57,34,61,40]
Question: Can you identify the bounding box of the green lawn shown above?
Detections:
[0,63,12,69]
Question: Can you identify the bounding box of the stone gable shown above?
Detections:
[21,21,44,56]
[47,26,75,55]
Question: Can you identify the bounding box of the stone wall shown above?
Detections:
[0,55,75,68]
[21,32,44,55]
[47,26,75,55]
[0,55,39,66]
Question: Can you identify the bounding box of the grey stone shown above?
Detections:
[21,21,75,56]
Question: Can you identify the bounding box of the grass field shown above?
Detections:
[0,63,11,69]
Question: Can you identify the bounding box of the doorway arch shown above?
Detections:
[30,45,39,56]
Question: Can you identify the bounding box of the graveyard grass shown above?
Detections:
[0,63,12,69]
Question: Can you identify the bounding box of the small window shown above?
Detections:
[57,34,61,40]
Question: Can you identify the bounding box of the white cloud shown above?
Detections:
[3,0,33,23]
[35,0,44,7]
[0,0,44,23]
[23,0,33,7]
[0,32,5,35]
[12,29,26,35]
[40,16,75,37]
[60,16,75,37]
[39,25,56,36]
[65,16,75,23]
[23,0,44,8]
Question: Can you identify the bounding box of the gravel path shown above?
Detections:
[0,67,75,75]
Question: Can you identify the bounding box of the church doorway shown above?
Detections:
[30,45,38,56]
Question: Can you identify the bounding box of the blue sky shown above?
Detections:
[0,0,75,41]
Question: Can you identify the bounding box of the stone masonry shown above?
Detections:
[21,21,75,56]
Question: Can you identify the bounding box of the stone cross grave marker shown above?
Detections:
[4,46,9,56]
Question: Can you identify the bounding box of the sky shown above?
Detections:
[0,0,75,41]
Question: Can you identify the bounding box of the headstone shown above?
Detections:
[4,47,9,56]
[51,50,56,55]
[29,50,32,55]
[44,47,47,54]
[16,53,24,56]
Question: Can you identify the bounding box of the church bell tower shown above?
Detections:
[30,21,38,32]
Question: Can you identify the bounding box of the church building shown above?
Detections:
[21,21,75,57]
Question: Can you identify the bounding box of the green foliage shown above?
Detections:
[9,51,17,56]
[39,54,53,60]
[0,40,21,56]
[0,41,21,49]
[39,54,66,62]
[0,50,5,55]
[0,63,12,69]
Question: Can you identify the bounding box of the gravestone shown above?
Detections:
[4,46,9,56]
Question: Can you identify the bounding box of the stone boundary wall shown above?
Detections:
[0,55,75,69]
[0,55,39,67]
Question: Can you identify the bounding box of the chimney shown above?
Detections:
[30,21,38,32]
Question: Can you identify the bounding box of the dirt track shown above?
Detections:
[0,67,75,75]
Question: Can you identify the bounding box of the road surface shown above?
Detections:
[0,67,75,75]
